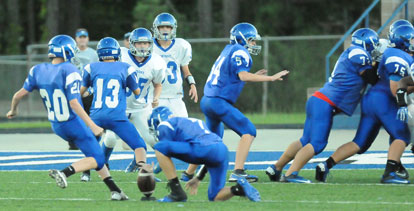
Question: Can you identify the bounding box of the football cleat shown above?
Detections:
[381,172,410,184]
[49,169,68,188]
[315,162,330,182]
[124,160,139,173]
[396,163,409,179]
[180,171,194,182]
[157,195,187,202]
[281,171,311,183]
[153,162,163,174]
[236,176,261,202]
[80,172,91,182]
[111,191,129,201]
[265,165,281,181]
[229,170,258,183]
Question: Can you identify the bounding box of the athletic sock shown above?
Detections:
[384,160,399,175]
[230,183,245,196]
[234,169,245,175]
[103,176,121,193]
[61,165,76,178]
[326,157,337,169]
[83,170,90,176]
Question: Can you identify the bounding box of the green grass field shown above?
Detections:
[2,170,413,210]
[0,113,305,129]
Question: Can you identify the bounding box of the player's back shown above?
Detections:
[26,62,81,123]
[83,61,134,121]
[203,44,252,104]
[371,47,413,97]
[158,117,222,146]
[319,46,371,116]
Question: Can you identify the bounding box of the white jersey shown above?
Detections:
[120,47,166,112]
[153,38,192,98]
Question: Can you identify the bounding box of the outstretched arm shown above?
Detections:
[6,88,29,119]
[238,70,289,82]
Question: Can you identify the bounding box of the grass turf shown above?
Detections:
[1,170,412,210]
[0,113,305,129]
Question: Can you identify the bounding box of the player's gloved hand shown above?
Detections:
[185,177,200,195]
[396,88,408,107]
[6,110,17,119]
[397,106,412,122]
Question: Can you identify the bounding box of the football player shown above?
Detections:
[315,22,414,184]
[6,35,128,200]
[266,28,380,183]
[201,22,289,182]
[80,37,150,177]
[148,106,260,202]
[100,28,165,172]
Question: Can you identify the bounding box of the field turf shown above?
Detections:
[1,169,413,210]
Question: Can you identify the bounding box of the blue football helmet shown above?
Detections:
[152,13,177,41]
[48,35,77,61]
[230,23,262,55]
[148,106,173,134]
[129,28,153,57]
[390,25,414,52]
[96,37,120,61]
[351,28,379,54]
[388,19,413,41]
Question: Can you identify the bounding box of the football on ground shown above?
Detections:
[137,165,156,200]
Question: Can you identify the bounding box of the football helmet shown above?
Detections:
[129,28,153,57]
[351,28,379,54]
[230,23,262,55]
[152,13,177,41]
[96,37,121,61]
[48,35,78,61]
[390,25,414,52]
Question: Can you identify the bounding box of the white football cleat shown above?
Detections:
[80,173,91,182]
[111,191,129,201]
[49,169,68,188]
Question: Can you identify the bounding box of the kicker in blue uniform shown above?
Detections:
[266,28,381,183]
[148,106,260,202]
[200,22,289,182]
[7,35,128,200]
[80,37,148,170]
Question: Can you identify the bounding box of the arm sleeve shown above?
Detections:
[64,67,82,101]
[126,66,139,91]
[23,66,37,92]
[81,64,91,88]
[180,40,192,66]
[230,49,251,74]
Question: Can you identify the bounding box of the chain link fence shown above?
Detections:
[0,35,342,118]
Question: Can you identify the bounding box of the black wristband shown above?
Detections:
[196,165,207,181]
[396,88,408,107]
[186,75,196,85]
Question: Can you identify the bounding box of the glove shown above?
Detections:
[396,88,408,107]
[397,106,412,122]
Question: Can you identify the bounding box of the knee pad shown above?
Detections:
[103,130,118,148]
[311,141,327,155]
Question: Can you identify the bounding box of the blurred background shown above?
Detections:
[0,0,411,124]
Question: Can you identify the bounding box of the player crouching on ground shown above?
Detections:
[6,35,127,200]
[148,106,260,202]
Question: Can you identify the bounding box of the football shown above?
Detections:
[137,165,156,198]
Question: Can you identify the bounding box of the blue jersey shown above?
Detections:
[370,47,413,96]
[204,44,252,104]
[158,117,222,146]
[319,46,372,116]
[82,62,139,121]
[23,62,82,123]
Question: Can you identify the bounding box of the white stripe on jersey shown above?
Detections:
[84,64,91,74]
[158,121,175,131]
[231,50,250,66]
[385,56,410,70]
[348,48,368,59]
[29,66,35,76]
[65,72,82,88]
